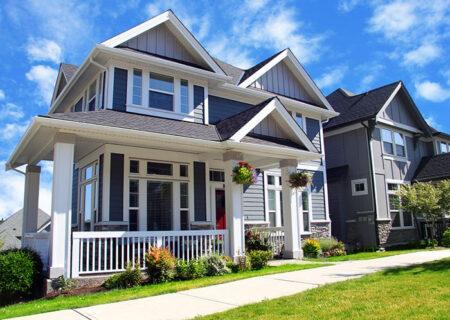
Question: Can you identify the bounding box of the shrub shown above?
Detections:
[0,248,43,305]
[442,228,450,247]
[51,276,76,293]
[245,230,272,252]
[288,171,312,189]
[247,250,272,270]
[146,247,176,283]
[203,255,231,276]
[318,238,346,257]
[302,238,321,258]
[103,263,142,289]
[176,259,206,280]
[232,161,257,185]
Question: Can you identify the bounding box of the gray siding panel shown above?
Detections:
[113,68,127,111]
[380,91,418,128]
[98,154,104,222]
[252,115,290,139]
[306,117,321,152]
[194,162,207,221]
[208,95,253,124]
[193,85,205,124]
[311,171,326,220]
[71,167,78,225]
[243,170,265,221]
[110,153,124,221]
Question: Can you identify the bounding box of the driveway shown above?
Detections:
[12,249,450,320]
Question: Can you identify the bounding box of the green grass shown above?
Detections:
[200,258,450,320]
[0,263,326,320]
[306,248,437,262]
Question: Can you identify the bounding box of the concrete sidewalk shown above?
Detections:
[12,249,450,320]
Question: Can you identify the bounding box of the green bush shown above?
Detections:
[202,255,231,276]
[51,276,76,293]
[247,250,272,270]
[103,263,142,289]
[318,238,346,257]
[302,238,321,258]
[245,230,272,252]
[0,248,43,305]
[146,247,176,283]
[175,259,206,280]
[442,228,450,247]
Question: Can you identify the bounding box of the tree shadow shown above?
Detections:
[382,259,450,276]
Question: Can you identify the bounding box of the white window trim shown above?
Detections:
[386,181,414,230]
[78,161,98,231]
[351,178,368,196]
[381,128,408,159]
[265,172,283,227]
[438,140,449,154]
[299,186,312,234]
[291,111,307,132]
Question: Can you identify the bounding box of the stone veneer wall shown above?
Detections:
[377,220,420,248]
[309,222,331,238]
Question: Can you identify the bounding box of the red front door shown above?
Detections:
[215,189,226,230]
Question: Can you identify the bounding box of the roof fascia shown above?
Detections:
[375,82,402,118]
[50,66,65,105]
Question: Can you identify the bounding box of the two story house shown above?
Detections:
[7,11,337,279]
[325,81,450,249]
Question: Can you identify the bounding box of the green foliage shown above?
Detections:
[175,259,206,280]
[247,250,272,270]
[288,171,312,189]
[318,238,346,257]
[103,263,142,289]
[202,255,231,276]
[0,249,43,305]
[232,162,256,185]
[145,247,176,283]
[51,276,76,293]
[441,228,450,247]
[302,238,321,258]
[437,180,450,213]
[245,230,272,252]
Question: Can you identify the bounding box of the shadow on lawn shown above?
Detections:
[382,259,450,276]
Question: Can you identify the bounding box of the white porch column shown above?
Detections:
[22,165,41,242]
[280,159,303,259]
[49,134,75,278]
[223,151,245,260]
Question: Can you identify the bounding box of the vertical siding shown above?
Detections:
[243,170,265,221]
[251,115,290,138]
[113,68,127,111]
[193,85,205,124]
[311,171,326,220]
[71,167,78,225]
[110,153,124,221]
[208,95,253,124]
[98,154,104,222]
[380,91,418,127]
[193,161,207,221]
[250,61,314,103]
[306,117,321,152]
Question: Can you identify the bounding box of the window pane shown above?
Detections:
[387,183,399,191]
[147,162,173,175]
[390,211,400,227]
[302,190,309,211]
[280,193,283,226]
[389,194,400,211]
[278,177,282,186]
[295,113,304,129]
[180,210,189,230]
[74,98,83,112]
[267,175,275,185]
[85,166,93,180]
[129,209,138,231]
[130,160,139,173]
[403,212,413,227]
[396,145,405,157]
[180,182,188,209]
[84,183,92,222]
[88,98,95,111]
[149,91,173,111]
[180,79,189,113]
[133,69,142,105]
[381,129,392,142]
[268,190,276,211]
[129,180,139,208]
[355,183,365,192]
[180,164,188,177]
[147,181,172,231]
[269,212,276,227]
[210,170,224,182]
[383,141,394,155]
[88,81,96,100]
[149,73,174,92]
[303,212,310,232]
[440,142,448,154]
[394,132,404,146]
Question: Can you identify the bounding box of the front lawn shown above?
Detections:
[0,263,325,320]
[200,258,450,320]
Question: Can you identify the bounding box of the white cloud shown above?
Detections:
[0,122,28,140]
[315,66,348,89]
[206,37,253,69]
[338,0,362,12]
[403,43,441,67]
[245,0,269,11]
[0,103,25,120]
[415,81,450,102]
[25,65,58,105]
[0,89,5,101]
[26,38,63,64]
[425,115,443,131]
[0,162,52,220]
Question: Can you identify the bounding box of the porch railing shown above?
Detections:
[250,227,285,256]
[71,230,229,277]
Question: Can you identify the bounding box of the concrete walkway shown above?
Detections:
[13,250,450,320]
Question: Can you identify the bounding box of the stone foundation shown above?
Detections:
[310,222,331,238]
[377,220,420,248]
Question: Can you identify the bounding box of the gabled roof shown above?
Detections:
[60,63,78,82]
[213,57,244,85]
[101,10,225,75]
[414,153,450,182]
[239,49,285,85]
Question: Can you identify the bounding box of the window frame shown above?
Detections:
[300,187,311,233]
[351,178,368,196]
[132,69,143,105]
[291,111,307,131]
[265,172,283,227]
[438,140,449,154]
[381,128,407,158]
[386,181,414,230]
[78,161,98,231]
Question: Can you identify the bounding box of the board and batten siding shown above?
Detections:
[113,68,128,111]
[243,170,265,222]
[249,61,314,103]
[193,85,205,124]
[193,161,207,221]
[109,153,124,221]
[208,95,253,124]
[251,115,290,139]
[122,23,203,68]
[379,91,418,128]
[306,118,321,152]
[311,171,326,221]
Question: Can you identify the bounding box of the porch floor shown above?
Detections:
[12,249,450,320]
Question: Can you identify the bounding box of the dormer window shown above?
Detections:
[149,72,174,111]
[180,79,189,113]
[381,128,406,157]
[133,69,142,105]
[88,81,96,111]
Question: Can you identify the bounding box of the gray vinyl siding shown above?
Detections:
[379,91,418,128]
[98,154,104,222]
[311,171,326,220]
[122,23,203,68]
[249,61,314,103]
[208,95,253,124]
[71,167,78,225]
[251,115,290,139]
[193,161,207,221]
[306,117,321,152]
[243,170,265,221]
[193,85,205,124]
[113,68,127,111]
[110,153,124,221]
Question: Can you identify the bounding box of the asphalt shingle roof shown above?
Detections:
[414,153,450,182]
[213,57,244,85]
[60,63,78,82]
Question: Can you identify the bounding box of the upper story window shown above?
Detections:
[133,69,142,105]
[381,128,406,157]
[180,79,189,114]
[439,141,449,154]
[88,81,96,111]
[295,113,304,130]
[149,72,174,111]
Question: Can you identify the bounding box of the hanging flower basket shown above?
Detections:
[232,161,257,185]
[288,171,312,189]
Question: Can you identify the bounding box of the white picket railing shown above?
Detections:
[250,227,285,256]
[71,230,229,277]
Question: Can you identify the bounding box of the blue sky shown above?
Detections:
[0,0,449,219]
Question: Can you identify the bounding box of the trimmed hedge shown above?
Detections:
[0,248,43,305]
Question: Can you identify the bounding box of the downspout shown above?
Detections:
[362,119,381,248]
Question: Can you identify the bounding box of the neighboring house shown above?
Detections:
[324,81,450,249]
[0,209,50,250]
[6,10,337,278]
